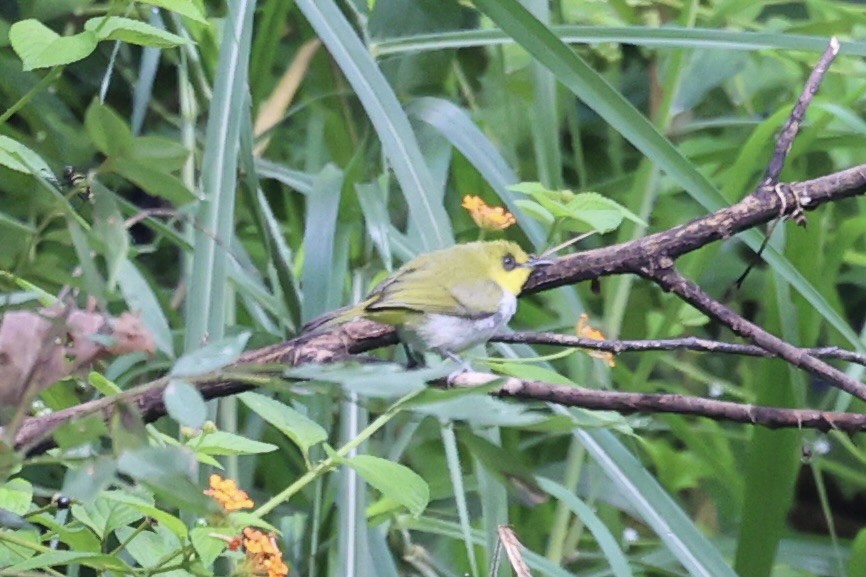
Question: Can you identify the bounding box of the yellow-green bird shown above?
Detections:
[303,240,550,362]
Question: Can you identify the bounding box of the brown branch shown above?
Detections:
[494,332,866,367]
[638,262,866,400]
[447,372,866,433]
[10,38,866,453]
[762,37,840,188]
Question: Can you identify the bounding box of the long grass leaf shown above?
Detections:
[184,0,255,349]
[294,0,453,250]
[373,26,866,56]
[576,427,737,577]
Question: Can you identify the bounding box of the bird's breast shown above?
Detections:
[399,292,517,353]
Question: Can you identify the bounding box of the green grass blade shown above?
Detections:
[407,97,547,250]
[294,0,453,250]
[373,26,866,57]
[577,427,737,577]
[301,165,343,323]
[184,0,255,349]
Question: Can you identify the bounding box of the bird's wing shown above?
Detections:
[365,266,502,318]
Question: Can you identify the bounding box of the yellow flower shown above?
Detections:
[576,313,616,367]
[203,474,255,511]
[243,528,290,577]
[462,195,516,231]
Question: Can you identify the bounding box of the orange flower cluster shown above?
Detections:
[243,528,290,577]
[462,195,516,231]
[203,474,254,511]
[576,313,616,367]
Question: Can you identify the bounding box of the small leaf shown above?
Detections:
[9,19,97,70]
[191,527,231,568]
[190,431,277,456]
[116,259,175,357]
[106,157,198,205]
[137,0,207,23]
[164,380,207,428]
[0,479,33,515]
[345,455,429,516]
[84,16,188,48]
[169,332,250,378]
[239,392,327,460]
[85,102,133,157]
[103,492,187,538]
[0,135,55,179]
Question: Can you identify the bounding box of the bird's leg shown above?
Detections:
[402,343,425,369]
[441,349,472,386]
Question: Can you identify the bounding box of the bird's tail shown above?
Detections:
[301,304,363,334]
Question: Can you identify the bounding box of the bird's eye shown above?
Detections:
[502,254,516,271]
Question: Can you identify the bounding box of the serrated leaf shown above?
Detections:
[9,19,97,70]
[71,491,142,539]
[514,198,555,227]
[164,380,207,428]
[239,392,327,460]
[345,455,429,516]
[84,16,188,48]
[169,332,250,378]
[190,431,277,456]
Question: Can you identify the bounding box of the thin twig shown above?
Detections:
[762,37,840,188]
[450,372,866,433]
[639,261,866,401]
[495,332,866,367]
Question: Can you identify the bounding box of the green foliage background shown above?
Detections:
[3,1,866,576]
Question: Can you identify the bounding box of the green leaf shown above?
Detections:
[510,182,646,233]
[61,457,116,503]
[107,157,197,205]
[0,479,32,515]
[163,380,207,428]
[345,455,429,516]
[239,392,328,461]
[0,135,54,179]
[190,431,278,456]
[103,492,187,539]
[537,477,634,577]
[9,551,129,572]
[9,19,97,70]
[191,527,231,568]
[85,102,133,157]
[169,332,250,378]
[91,183,129,291]
[116,259,175,357]
[137,0,207,24]
[71,491,142,539]
[115,524,182,568]
[84,16,189,48]
[301,164,344,322]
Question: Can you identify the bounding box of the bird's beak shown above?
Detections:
[525,255,554,268]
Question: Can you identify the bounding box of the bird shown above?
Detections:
[302,240,550,364]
